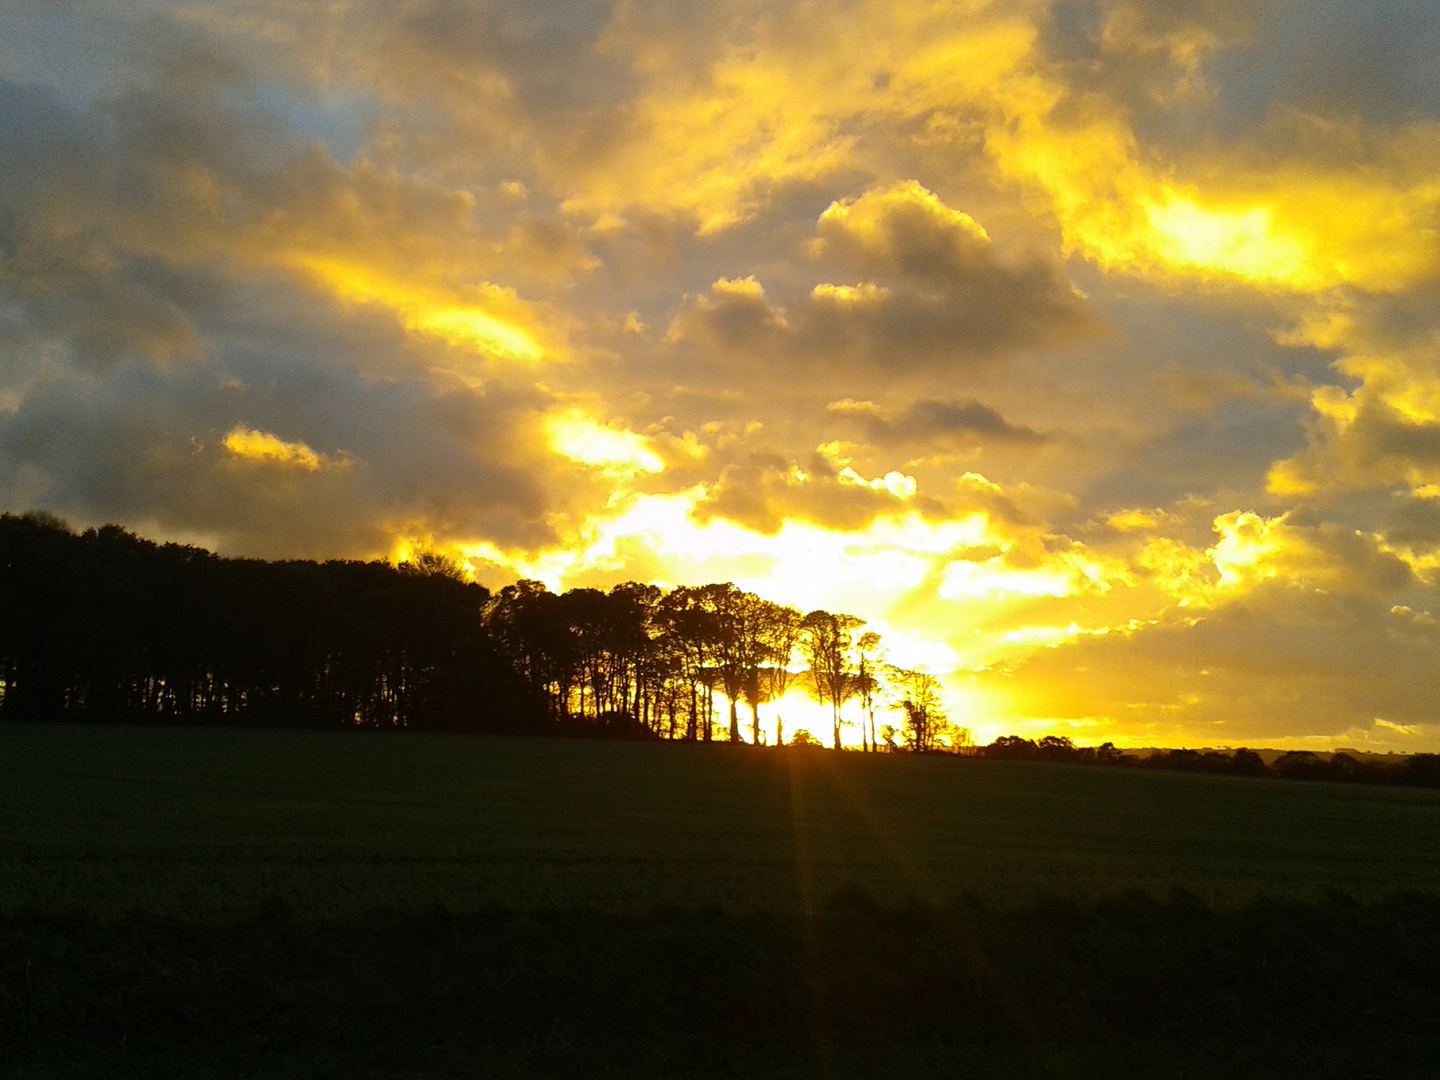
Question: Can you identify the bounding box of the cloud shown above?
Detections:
[665,276,789,354]
[802,182,1097,364]
[827,397,1047,447]
[1261,287,1440,512]
[544,409,665,479]
[662,183,1096,382]
[222,425,335,471]
[977,504,1433,744]
[1382,496,1440,551]
[0,355,562,559]
[994,581,1440,744]
[691,459,932,536]
[1271,400,1440,496]
[0,80,205,374]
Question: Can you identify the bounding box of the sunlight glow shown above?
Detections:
[999,622,1106,648]
[1208,511,1289,588]
[982,63,1440,292]
[1145,196,1309,286]
[940,559,1075,599]
[838,467,918,498]
[545,410,666,477]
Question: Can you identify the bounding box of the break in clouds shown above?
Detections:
[2,0,1439,748]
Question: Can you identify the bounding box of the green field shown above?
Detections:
[6,723,1440,1079]
[4,722,1440,918]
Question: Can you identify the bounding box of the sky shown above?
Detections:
[2,0,1439,750]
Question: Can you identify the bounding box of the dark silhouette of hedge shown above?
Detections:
[972,734,1440,790]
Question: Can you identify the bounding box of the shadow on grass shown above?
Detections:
[4,889,1438,1079]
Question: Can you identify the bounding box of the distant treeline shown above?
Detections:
[0,513,946,749]
[0,513,538,734]
[970,734,1440,790]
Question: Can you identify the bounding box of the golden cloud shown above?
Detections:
[222,426,339,471]
[292,256,547,363]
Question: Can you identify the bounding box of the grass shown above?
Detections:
[6,893,1440,1079]
[3,722,1440,919]
[5,722,1440,1078]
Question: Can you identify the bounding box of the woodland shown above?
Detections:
[0,511,952,751]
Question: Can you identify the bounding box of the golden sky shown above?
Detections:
[3,0,1439,749]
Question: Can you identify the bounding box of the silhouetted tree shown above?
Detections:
[703,585,774,743]
[1037,735,1077,762]
[758,603,804,748]
[889,668,955,752]
[802,610,863,749]
[1399,753,1440,787]
[1273,750,1324,781]
[1230,748,1268,776]
[0,514,543,733]
[982,736,1038,761]
[853,631,884,752]
[659,586,719,741]
[20,511,1440,791]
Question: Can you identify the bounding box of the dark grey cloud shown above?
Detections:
[1275,400,1440,499]
[0,357,556,558]
[1081,395,1313,510]
[802,182,1098,365]
[1211,0,1440,127]
[1044,0,1440,144]
[1384,496,1440,551]
[381,0,619,115]
[0,62,581,558]
[659,182,1098,400]
[827,397,1047,447]
[0,79,207,374]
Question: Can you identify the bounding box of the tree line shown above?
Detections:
[0,513,957,749]
[970,735,1440,790]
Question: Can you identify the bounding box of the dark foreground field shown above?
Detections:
[4,724,1440,1078]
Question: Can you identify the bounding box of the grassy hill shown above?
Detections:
[4,723,1440,1078]
[3,722,1439,920]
